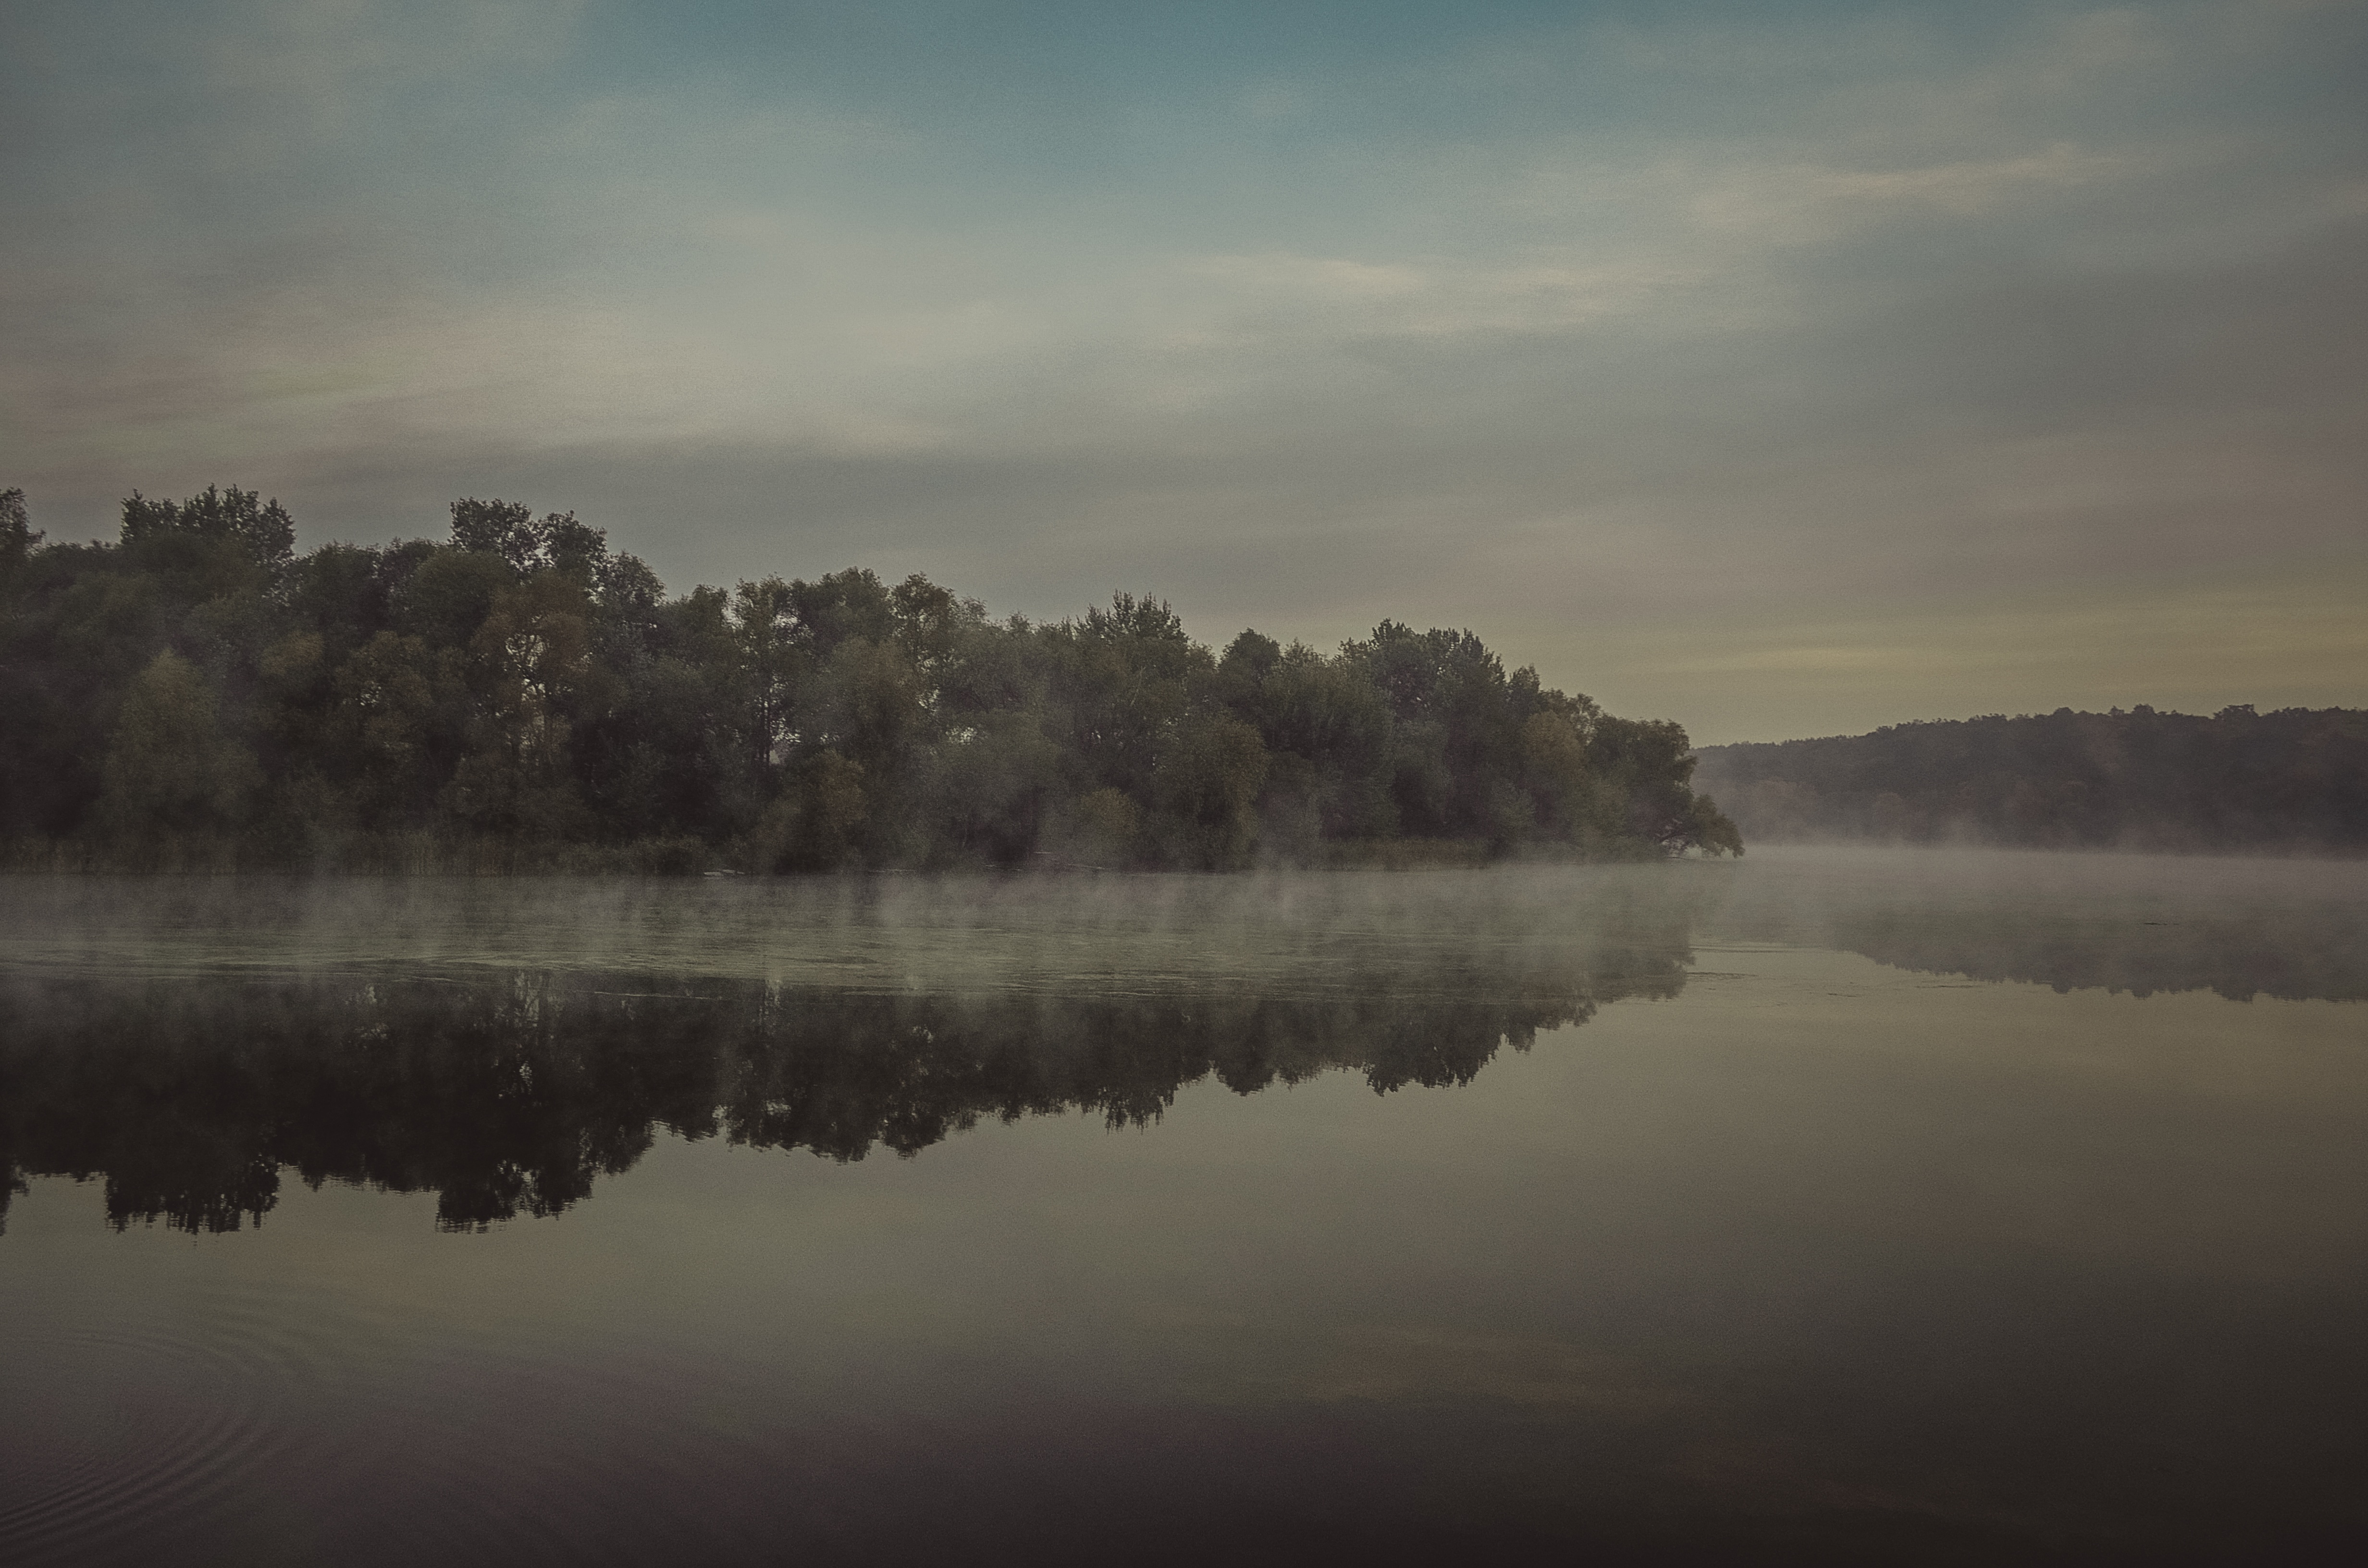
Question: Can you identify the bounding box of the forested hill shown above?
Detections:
[1693,707,2368,853]
[0,485,1739,871]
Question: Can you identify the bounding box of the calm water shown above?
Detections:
[2,850,2363,1566]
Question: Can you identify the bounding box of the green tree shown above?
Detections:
[1150,712,1270,867]
[0,487,40,605]
[447,497,543,571]
[754,751,869,870]
[5,483,1755,865]
[447,574,601,837]
[99,650,259,839]
[1519,710,1593,837]
[119,485,296,570]
[332,631,465,824]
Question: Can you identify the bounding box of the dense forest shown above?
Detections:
[0,485,1738,870]
[1694,707,2368,852]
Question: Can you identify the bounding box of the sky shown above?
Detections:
[3,0,2363,743]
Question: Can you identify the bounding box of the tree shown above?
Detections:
[446,574,600,836]
[448,498,543,570]
[728,577,803,791]
[754,751,869,870]
[0,488,40,603]
[331,631,459,823]
[1150,712,1270,867]
[99,650,259,840]
[120,485,296,570]
[9,484,1754,865]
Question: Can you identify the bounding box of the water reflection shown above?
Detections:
[6,851,2361,1240]
[0,894,1695,1235]
[1712,848,2368,1001]
[4,858,2364,1565]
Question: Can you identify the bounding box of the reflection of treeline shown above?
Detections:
[1695,707,2368,852]
[0,485,1738,870]
[1830,913,2368,1003]
[0,950,1688,1235]
[1707,855,2368,1003]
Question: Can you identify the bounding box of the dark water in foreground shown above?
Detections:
[2,850,2363,1566]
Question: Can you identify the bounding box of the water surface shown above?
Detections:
[3,850,2363,1564]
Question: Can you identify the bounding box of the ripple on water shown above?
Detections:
[0,1278,440,1566]
[1,1314,295,1564]
[0,1271,818,1567]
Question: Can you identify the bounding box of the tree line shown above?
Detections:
[1692,706,2368,853]
[0,485,1739,869]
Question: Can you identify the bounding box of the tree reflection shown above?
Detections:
[1829,910,2368,1002]
[0,928,1690,1234]
[1709,858,2368,1003]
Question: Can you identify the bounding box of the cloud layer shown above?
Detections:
[5,0,2363,739]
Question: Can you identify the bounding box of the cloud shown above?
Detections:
[1172,251,1703,342]
[3,0,2363,739]
[1685,143,2136,244]
[1617,563,2368,742]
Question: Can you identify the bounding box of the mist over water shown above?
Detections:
[1707,845,2368,1002]
[3,852,2364,1564]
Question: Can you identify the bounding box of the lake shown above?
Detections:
[2,849,2363,1565]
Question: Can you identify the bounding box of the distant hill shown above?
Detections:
[1692,706,2368,853]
